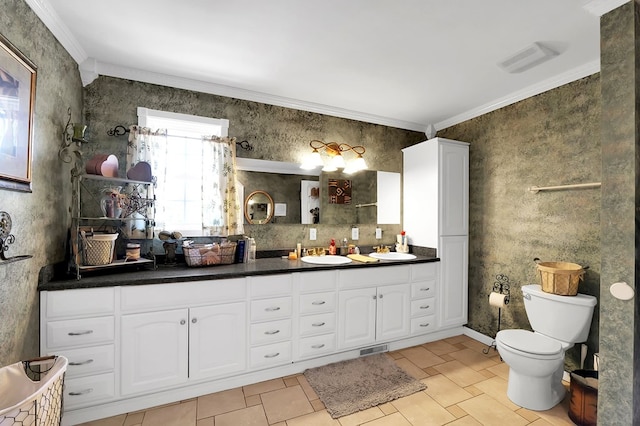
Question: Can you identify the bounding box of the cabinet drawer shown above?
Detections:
[45,288,115,319]
[250,341,292,369]
[299,312,336,336]
[410,315,437,335]
[297,334,336,359]
[411,298,436,317]
[410,263,439,281]
[46,317,114,349]
[298,271,337,293]
[64,372,115,410]
[251,319,292,346]
[251,297,292,322]
[411,281,436,299]
[52,344,114,378]
[121,279,246,312]
[339,266,409,289]
[299,292,336,314]
[250,274,293,298]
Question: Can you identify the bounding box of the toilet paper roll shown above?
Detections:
[489,292,507,308]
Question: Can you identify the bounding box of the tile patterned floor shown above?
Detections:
[78,335,575,426]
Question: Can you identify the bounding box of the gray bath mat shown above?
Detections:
[303,353,427,418]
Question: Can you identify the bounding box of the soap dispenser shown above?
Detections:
[329,239,337,255]
[340,238,348,256]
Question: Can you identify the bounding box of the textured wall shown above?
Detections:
[599,3,638,424]
[0,0,83,365]
[83,76,425,251]
[437,73,601,372]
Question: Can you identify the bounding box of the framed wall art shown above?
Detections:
[0,32,36,192]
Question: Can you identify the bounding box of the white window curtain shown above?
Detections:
[201,135,244,236]
[127,126,243,236]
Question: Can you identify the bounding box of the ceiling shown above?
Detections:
[28,0,624,133]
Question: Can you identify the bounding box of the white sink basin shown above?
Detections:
[301,255,352,265]
[368,252,417,261]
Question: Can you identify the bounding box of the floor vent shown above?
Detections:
[359,344,388,356]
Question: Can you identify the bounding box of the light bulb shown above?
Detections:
[300,150,323,169]
[331,153,345,169]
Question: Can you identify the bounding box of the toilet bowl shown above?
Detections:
[496,329,568,410]
[495,285,597,411]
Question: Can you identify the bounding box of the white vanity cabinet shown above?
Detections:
[249,274,293,369]
[337,266,411,350]
[295,270,338,360]
[403,137,469,330]
[409,263,439,335]
[120,279,247,396]
[40,287,117,410]
[40,261,454,425]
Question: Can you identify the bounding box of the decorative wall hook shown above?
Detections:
[0,211,32,264]
[58,108,86,179]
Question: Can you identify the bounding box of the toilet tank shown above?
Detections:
[522,284,597,343]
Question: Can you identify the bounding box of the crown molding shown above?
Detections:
[24,0,87,63]
[24,0,427,132]
[583,0,629,16]
[90,60,428,133]
[434,60,600,131]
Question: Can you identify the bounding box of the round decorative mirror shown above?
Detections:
[244,190,274,224]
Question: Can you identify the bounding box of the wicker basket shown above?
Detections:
[81,233,118,266]
[535,259,585,296]
[183,242,237,267]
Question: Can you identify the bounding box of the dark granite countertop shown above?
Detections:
[39,255,440,291]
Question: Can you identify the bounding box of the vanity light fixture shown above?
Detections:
[300,140,368,174]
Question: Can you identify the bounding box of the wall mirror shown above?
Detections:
[244,190,274,224]
[236,158,400,225]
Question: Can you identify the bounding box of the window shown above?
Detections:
[134,107,239,236]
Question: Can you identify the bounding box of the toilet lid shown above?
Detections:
[498,330,562,355]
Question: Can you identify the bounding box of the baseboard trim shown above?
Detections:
[463,326,495,346]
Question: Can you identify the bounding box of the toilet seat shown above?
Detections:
[497,330,562,358]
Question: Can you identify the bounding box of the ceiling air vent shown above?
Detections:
[498,42,557,73]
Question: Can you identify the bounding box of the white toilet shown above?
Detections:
[495,284,597,411]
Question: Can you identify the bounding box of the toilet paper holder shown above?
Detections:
[483,274,511,354]
[491,274,511,303]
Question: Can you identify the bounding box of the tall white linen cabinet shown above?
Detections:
[402,137,469,329]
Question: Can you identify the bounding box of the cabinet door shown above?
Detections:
[376,284,410,341]
[121,309,188,395]
[402,141,439,248]
[190,302,247,381]
[439,236,469,328]
[338,288,376,349]
[439,141,469,236]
